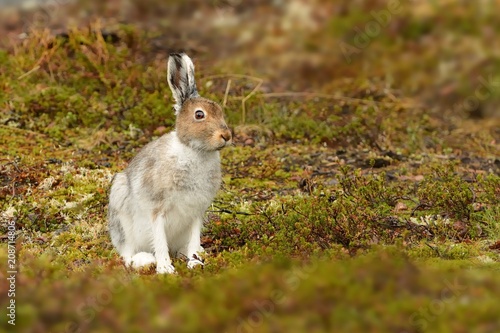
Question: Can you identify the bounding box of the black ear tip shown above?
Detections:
[169,52,186,58]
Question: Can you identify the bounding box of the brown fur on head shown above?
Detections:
[176,97,232,151]
[168,53,232,151]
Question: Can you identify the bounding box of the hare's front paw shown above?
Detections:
[131,252,156,269]
[187,258,204,269]
[156,263,176,274]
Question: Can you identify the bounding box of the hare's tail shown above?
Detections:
[108,173,130,252]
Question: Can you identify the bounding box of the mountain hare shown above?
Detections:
[108,53,232,274]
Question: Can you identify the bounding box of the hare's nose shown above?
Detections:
[221,132,231,142]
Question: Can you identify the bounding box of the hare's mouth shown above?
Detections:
[216,140,233,151]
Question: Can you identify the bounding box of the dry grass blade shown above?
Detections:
[241,79,263,124]
[223,79,231,108]
[17,65,40,80]
[202,74,264,123]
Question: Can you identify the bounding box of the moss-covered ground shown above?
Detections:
[1,1,499,332]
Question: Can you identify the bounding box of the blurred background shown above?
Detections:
[1,0,499,121]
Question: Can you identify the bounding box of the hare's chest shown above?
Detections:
[175,157,221,193]
[167,156,221,215]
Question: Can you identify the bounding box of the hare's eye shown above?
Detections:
[194,110,205,120]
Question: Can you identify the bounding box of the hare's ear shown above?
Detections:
[167,53,199,114]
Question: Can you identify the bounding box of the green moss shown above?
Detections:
[2,247,500,333]
[1,3,500,332]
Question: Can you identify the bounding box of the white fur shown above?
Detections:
[130,252,156,269]
[187,258,204,269]
[167,53,199,114]
[109,133,221,273]
[182,53,196,97]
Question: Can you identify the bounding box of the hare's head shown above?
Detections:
[167,53,232,152]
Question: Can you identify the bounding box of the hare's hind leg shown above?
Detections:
[109,208,137,266]
[110,207,156,269]
[108,173,137,266]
